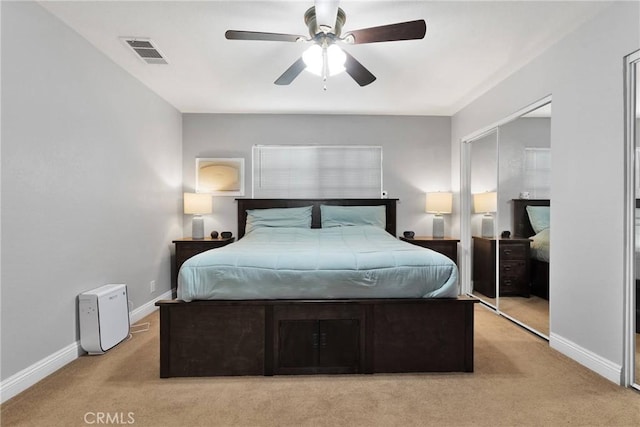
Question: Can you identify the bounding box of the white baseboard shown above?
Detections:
[130,289,172,324]
[0,340,83,404]
[550,332,622,384]
[0,290,172,404]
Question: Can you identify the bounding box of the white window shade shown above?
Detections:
[252,145,383,198]
[524,148,551,198]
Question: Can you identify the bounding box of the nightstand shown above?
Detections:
[173,237,235,281]
[400,236,459,266]
[472,236,531,298]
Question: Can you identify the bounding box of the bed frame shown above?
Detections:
[512,199,550,299]
[156,198,477,378]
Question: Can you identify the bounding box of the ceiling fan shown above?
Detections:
[225,0,426,87]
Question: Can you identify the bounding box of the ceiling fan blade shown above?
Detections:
[343,51,376,87]
[344,19,426,44]
[225,30,305,43]
[314,0,340,30]
[274,58,307,85]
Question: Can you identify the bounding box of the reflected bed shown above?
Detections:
[513,199,550,299]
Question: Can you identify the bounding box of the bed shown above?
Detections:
[156,198,477,377]
[512,199,550,299]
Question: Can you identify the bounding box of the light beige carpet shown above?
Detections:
[1,305,639,427]
[471,291,549,337]
[499,295,549,336]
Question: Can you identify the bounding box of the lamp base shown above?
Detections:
[192,215,204,240]
[432,216,445,239]
[481,215,494,238]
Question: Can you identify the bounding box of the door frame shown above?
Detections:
[623,49,640,389]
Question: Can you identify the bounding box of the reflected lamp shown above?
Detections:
[473,192,497,238]
[426,192,453,239]
[183,193,212,240]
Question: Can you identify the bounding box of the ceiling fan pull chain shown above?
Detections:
[322,46,329,91]
[322,46,329,80]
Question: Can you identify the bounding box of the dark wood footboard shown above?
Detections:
[155,297,477,378]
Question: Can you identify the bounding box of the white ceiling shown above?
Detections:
[39,1,611,116]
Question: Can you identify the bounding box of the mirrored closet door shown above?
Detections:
[464,98,552,340]
[624,49,639,389]
[634,63,639,388]
[497,103,551,338]
[468,130,499,306]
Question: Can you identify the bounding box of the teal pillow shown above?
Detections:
[526,206,550,234]
[245,206,312,234]
[320,205,386,228]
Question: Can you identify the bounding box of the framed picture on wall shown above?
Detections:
[196,158,245,196]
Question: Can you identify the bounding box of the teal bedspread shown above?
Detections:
[177,225,458,301]
[530,228,550,262]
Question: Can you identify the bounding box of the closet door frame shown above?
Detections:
[460,95,552,315]
[623,49,639,389]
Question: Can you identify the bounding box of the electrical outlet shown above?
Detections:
[150,280,156,293]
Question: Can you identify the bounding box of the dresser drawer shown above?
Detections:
[500,260,527,278]
[499,244,528,260]
[499,276,528,294]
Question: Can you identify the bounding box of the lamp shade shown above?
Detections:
[473,192,497,214]
[183,193,212,215]
[426,192,453,214]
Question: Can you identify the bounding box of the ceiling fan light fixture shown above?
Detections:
[302,44,346,77]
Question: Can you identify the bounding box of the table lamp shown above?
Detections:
[183,193,212,240]
[426,192,453,238]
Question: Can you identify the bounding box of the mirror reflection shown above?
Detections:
[497,103,551,337]
[634,65,639,386]
[469,130,499,306]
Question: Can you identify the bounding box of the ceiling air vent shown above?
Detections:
[122,38,168,64]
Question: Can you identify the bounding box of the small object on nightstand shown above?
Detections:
[221,231,233,239]
[403,231,415,239]
[501,230,511,238]
[210,231,219,238]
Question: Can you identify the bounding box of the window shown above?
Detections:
[523,148,551,198]
[252,145,383,198]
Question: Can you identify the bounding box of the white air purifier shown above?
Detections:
[79,284,130,354]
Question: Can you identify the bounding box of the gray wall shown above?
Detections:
[182,114,452,238]
[452,2,640,379]
[1,2,183,380]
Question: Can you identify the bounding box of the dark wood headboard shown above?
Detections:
[512,199,550,238]
[236,198,398,239]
